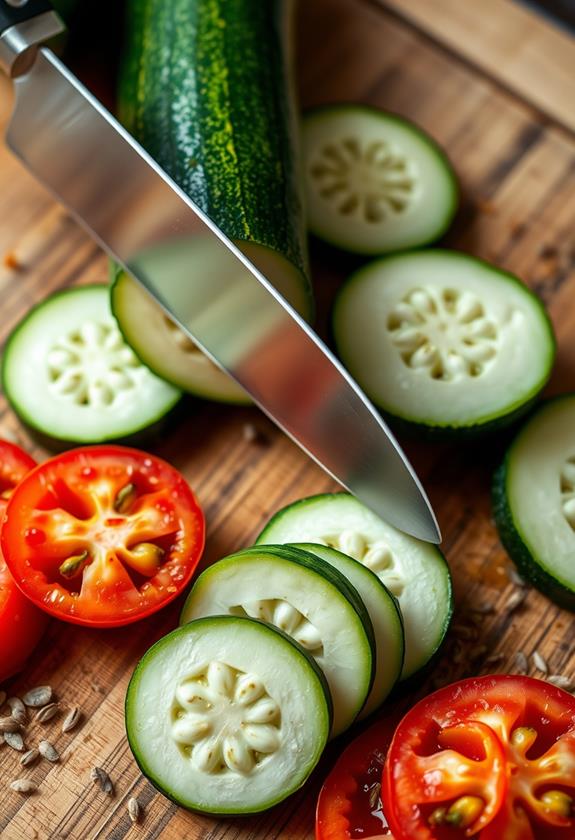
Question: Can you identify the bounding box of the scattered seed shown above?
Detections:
[0,690,6,708]
[547,674,574,691]
[368,782,381,810]
[61,706,82,733]
[4,731,24,751]
[7,697,27,725]
[507,568,527,587]
[0,716,21,734]
[513,650,528,675]
[505,589,527,614]
[23,686,53,708]
[128,796,141,823]
[35,703,60,724]
[532,651,549,675]
[20,749,39,767]
[91,766,114,796]
[38,740,59,762]
[242,422,258,442]
[10,779,37,794]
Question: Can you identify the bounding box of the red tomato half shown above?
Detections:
[383,675,575,840]
[1,446,205,627]
[0,440,47,682]
[317,718,397,840]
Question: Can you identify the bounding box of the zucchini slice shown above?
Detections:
[180,545,375,737]
[293,542,404,717]
[303,105,457,255]
[333,250,555,435]
[126,616,331,814]
[256,494,452,680]
[1,286,180,446]
[493,396,575,610]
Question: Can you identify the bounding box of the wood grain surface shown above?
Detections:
[1,1,575,838]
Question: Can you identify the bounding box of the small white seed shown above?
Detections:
[4,731,24,751]
[20,749,39,767]
[234,675,265,706]
[242,698,279,724]
[293,620,323,651]
[10,779,37,794]
[38,740,59,762]
[7,698,26,725]
[562,498,575,526]
[172,716,211,745]
[22,686,53,708]
[242,724,281,754]
[192,739,221,773]
[505,589,527,614]
[207,662,234,697]
[363,543,392,572]
[61,706,82,733]
[532,651,549,675]
[35,703,60,724]
[547,675,574,691]
[128,797,141,823]
[513,650,528,675]
[175,682,212,709]
[273,601,301,634]
[222,734,253,774]
[338,530,366,560]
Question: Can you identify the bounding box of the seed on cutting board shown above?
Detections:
[128,796,141,823]
[35,703,60,723]
[505,589,527,613]
[91,766,114,796]
[61,706,82,733]
[38,740,59,762]
[547,674,574,691]
[10,779,37,795]
[7,697,27,724]
[513,650,528,674]
[507,568,527,587]
[0,715,21,734]
[532,651,549,674]
[20,749,39,767]
[22,686,53,708]
[4,731,25,751]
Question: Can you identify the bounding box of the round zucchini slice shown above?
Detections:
[333,250,555,435]
[111,271,250,404]
[293,542,404,717]
[493,396,575,610]
[302,104,457,255]
[180,545,375,737]
[256,494,452,680]
[1,285,181,445]
[126,616,331,814]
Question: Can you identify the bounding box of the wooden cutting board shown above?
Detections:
[1,1,574,837]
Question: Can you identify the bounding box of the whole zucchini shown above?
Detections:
[112,0,312,401]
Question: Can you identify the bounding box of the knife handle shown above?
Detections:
[0,0,64,77]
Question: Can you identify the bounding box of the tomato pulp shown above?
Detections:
[1,445,205,627]
[383,675,575,840]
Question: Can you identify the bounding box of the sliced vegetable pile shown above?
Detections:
[1,445,205,627]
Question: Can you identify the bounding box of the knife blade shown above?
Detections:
[0,4,440,543]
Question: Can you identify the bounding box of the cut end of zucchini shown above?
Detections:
[1,285,181,446]
[303,104,458,254]
[493,396,575,610]
[126,616,331,814]
[333,250,556,435]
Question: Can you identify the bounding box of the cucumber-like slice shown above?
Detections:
[111,271,250,404]
[180,545,375,737]
[333,250,555,435]
[256,494,452,680]
[126,615,331,814]
[293,542,403,717]
[1,285,181,445]
[493,396,575,610]
[302,105,457,255]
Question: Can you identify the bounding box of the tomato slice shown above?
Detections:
[382,675,575,840]
[0,440,48,682]
[317,718,397,840]
[1,445,205,627]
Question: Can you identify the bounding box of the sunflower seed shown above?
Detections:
[22,686,53,708]
[505,589,527,614]
[4,731,24,751]
[532,651,549,674]
[547,674,573,691]
[91,766,114,796]
[128,797,141,823]
[0,690,6,708]
[0,716,21,734]
[38,740,59,762]
[61,706,81,733]
[10,778,37,794]
[35,703,60,724]
[7,697,26,725]
[513,650,528,674]
[20,749,39,767]
[507,568,527,587]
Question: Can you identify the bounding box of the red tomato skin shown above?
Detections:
[382,675,575,840]
[1,446,206,628]
[0,440,47,682]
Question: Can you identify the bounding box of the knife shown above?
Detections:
[0,1,440,544]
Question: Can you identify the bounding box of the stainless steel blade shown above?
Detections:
[6,48,440,543]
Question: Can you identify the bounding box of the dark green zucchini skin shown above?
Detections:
[119,0,311,312]
[492,453,575,612]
